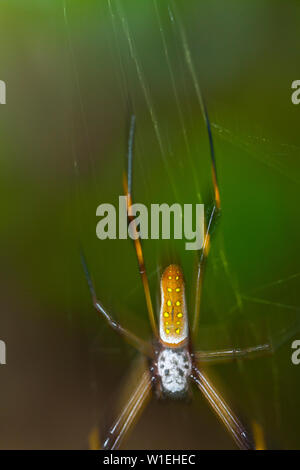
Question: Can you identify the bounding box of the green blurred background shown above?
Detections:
[1,0,300,449]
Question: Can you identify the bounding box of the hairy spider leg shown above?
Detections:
[191,366,253,450]
[123,115,158,337]
[193,102,221,338]
[81,250,152,357]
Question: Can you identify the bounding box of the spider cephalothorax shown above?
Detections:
[157,347,192,397]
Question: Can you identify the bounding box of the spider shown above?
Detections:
[82,110,277,450]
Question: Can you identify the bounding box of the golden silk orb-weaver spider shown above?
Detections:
[82,111,277,450]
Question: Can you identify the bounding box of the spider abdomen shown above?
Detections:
[159,264,188,347]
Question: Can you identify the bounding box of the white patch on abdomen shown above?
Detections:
[157,348,192,396]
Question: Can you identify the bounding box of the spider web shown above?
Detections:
[62,0,300,449]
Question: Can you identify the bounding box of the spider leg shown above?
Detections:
[123,115,158,337]
[195,343,271,364]
[88,426,101,450]
[252,420,266,450]
[192,103,221,339]
[195,318,300,364]
[191,365,254,450]
[102,367,152,450]
[81,251,152,357]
